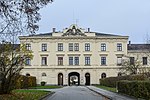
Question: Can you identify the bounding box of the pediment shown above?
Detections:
[62,24,86,36]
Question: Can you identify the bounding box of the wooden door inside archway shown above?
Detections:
[58,73,63,85]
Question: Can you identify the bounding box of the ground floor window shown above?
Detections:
[101,73,106,78]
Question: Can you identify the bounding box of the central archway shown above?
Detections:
[68,72,80,86]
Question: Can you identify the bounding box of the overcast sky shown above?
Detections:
[37,0,150,43]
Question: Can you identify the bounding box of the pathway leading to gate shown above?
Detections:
[43,86,106,100]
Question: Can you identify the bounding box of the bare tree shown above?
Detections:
[0,0,53,94]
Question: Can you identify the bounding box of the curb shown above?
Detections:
[39,92,55,100]
[86,86,113,100]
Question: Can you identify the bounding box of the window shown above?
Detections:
[69,43,73,51]
[42,43,47,51]
[85,43,90,51]
[117,43,122,51]
[130,57,134,65]
[26,73,30,76]
[101,43,106,51]
[117,57,122,66]
[75,57,79,65]
[58,57,63,65]
[25,57,31,65]
[101,57,106,65]
[58,43,63,51]
[74,43,79,51]
[26,43,31,50]
[143,57,147,65]
[101,73,106,78]
[41,57,47,65]
[42,73,47,76]
[85,57,90,65]
[69,57,73,65]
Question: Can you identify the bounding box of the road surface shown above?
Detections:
[45,86,107,100]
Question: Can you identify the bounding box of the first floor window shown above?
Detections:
[101,43,106,51]
[42,43,47,51]
[117,43,122,51]
[25,57,31,65]
[58,43,63,51]
[69,43,73,51]
[26,43,31,50]
[85,57,90,65]
[101,57,106,65]
[58,57,63,65]
[85,43,90,51]
[74,43,79,51]
[143,57,147,65]
[41,57,47,65]
[75,57,79,65]
[69,57,73,65]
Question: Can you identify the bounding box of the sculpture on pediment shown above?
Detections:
[62,25,86,36]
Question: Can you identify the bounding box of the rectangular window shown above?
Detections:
[130,57,134,65]
[74,43,79,51]
[85,43,90,51]
[101,43,106,51]
[69,43,73,51]
[69,57,73,65]
[25,57,31,65]
[117,43,122,51]
[85,57,90,65]
[41,57,47,65]
[143,57,147,65]
[42,43,47,51]
[58,57,63,65]
[101,57,106,65]
[117,57,122,66]
[75,57,79,65]
[26,43,31,50]
[58,43,63,51]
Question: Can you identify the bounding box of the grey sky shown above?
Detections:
[38,0,150,43]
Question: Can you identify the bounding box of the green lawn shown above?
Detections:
[95,85,117,92]
[0,89,50,100]
[29,85,62,89]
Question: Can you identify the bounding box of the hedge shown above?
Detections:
[100,74,147,88]
[117,80,150,99]
[15,75,36,89]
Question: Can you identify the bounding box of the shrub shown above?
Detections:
[100,74,147,88]
[41,81,46,86]
[15,75,36,89]
[117,80,150,99]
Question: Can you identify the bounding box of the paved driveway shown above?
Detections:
[44,86,105,100]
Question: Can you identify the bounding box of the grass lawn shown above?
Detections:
[0,89,50,100]
[95,85,117,92]
[29,85,62,89]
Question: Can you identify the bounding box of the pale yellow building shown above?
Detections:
[19,24,129,85]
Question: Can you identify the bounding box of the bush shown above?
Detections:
[117,80,150,99]
[100,74,147,88]
[15,75,36,89]
[41,81,46,86]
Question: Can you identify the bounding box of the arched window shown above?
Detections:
[101,73,106,79]
[42,73,47,76]
[26,73,30,76]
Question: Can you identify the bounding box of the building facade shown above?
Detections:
[19,24,129,85]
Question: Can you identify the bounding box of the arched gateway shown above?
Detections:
[68,72,80,86]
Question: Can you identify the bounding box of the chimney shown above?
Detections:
[88,28,90,32]
[52,28,56,32]
[129,41,131,45]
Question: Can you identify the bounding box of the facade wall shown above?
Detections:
[19,25,128,85]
